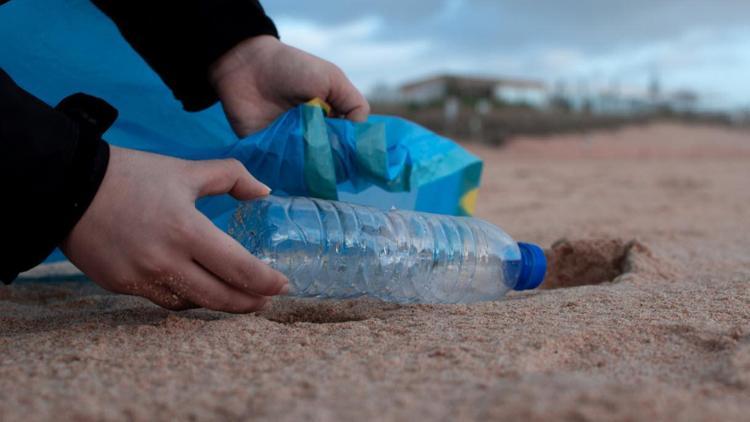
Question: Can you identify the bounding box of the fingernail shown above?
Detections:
[261,182,272,194]
[279,283,290,296]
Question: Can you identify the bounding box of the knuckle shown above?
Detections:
[164,273,191,297]
[199,290,235,312]
[137,252,168,276]
[202,158,246,191]
[128,279,187,311]
[151,296,190,311]
[329,63,345,78]
[223,158,245,176]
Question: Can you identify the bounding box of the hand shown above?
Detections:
[210,35,370,137]
[61,146,289,313]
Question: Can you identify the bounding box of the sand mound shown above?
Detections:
[542,238,679,289]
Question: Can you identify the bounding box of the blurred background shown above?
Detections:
[266,0,750,143]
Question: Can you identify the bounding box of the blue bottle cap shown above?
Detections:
[514,242,547,291]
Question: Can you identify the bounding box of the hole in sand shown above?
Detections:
[260,298,394,324]
[541,238,675,289]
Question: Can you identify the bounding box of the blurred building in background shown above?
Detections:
[493,80,548,108]
[397,74,547,108]
[372,73,700,117]
[367,71,734,144]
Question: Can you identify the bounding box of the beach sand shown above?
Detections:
[2,122,750,421]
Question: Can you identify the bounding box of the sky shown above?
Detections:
[264,0,750,110]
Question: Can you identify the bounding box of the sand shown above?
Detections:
[2,122,750,421]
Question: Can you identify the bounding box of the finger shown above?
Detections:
[189,213,289,297]
[190,158,270,200]
[118,277,196,311]
[169,261,270,313]
[325,66,370,122]
[145,286,196,311]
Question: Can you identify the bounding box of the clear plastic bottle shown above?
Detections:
[229,196,546,304]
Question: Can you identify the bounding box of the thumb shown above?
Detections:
[325,66,370,123]
[190,158,270,200]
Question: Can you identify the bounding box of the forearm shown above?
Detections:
[0,69,114,282]
[91,0,279,111]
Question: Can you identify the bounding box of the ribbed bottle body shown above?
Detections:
[229,196,523,304]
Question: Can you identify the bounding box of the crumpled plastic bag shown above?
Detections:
[222,101,482,217]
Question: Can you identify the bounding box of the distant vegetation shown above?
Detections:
[370,74,749,145]
[371,101,748,146]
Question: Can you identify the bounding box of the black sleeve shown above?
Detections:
[91,0,279,112]
[0,69,115,283]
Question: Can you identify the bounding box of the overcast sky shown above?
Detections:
[264,0,750,110]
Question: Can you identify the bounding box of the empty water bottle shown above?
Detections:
[229,196,546,304]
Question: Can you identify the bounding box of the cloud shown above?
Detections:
[553,27,750,106]
[266,1,750,109]
[267,0,750,52]
[536,49,586,73]
[275,17,433,88]
[264,0,440,25]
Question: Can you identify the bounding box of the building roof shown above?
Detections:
[400,74,545,93]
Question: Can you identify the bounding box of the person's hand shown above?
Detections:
[210,35,370,137]
[61,146,289,313]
